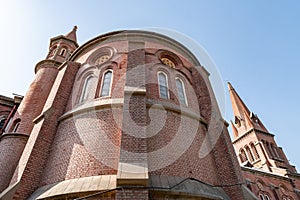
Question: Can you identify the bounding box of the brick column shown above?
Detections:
[117,41,149,191]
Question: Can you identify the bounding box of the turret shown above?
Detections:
[0,27,78,193]
[46,26,78,63]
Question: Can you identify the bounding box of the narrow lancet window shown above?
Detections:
[80,75,94,103]
[176,78,187,105]
[100,70,113,97]
[158,72,169,99]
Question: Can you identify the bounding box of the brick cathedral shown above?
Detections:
[0,27,299,200]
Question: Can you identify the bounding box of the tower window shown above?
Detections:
[270,143,279,159]
[60,48,67,57]
[100,70,113,97]
[158,72,169,99]
[251,143,260,160]
[175,78,187,105]
[245,145,254,162]
[79,75,95,103]
[240,149,247,163]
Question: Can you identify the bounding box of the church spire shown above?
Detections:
[228,82,268,139]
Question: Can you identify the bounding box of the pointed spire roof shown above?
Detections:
[65,26,78,43]
[228,82,250,116]
[228,82,268,138]
[230,120,239,139]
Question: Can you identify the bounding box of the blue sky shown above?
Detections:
[0,1,299,170]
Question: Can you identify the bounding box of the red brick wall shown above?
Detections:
[40,109,122,185]
[5,31,249,200]
[9,65,59,135]
[242,169,299,200]
[0,134,28,192]
[10,62,80,199]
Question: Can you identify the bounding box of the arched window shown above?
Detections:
[158,72,169,99]
[271,143,279,159]
[60,48,67,57]
[266,142,275,158]
[264,195,270,200]
[282,196,293,200]
[49,45,57,57]
[175,78,187,105]
[245,145,254,162]
[0,116,7,130]
[259,194,265,200]
[240,149,247,163]
[251,143,260,160]
[79,75,94,103]
[100,70,113,97]
[11,119,21,133]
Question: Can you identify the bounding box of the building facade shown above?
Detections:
[0,27,252,200]
[0,26,298,200]
[228,83,300,200]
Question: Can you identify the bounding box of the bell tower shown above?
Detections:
[228,82,297,175]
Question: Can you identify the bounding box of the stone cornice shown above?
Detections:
[50,35,79,47]
[34,59,62,74]
[233,128,274,144]
[0,132,29,141]
[241,166,291,181]
[58,98,208,126]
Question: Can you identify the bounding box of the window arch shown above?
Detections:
[100,70,113,97]
[10,118,21,133]
[258,193,271,200]
[240,148,248,163]
[264,194,270,200]
[245,145,254,162]
[175,77,187,105]
[158,71,169,99]
[0,115,7,130]
[79,75,95,103]
[270,143,279,158]
[266,141,275,158]
[49,45,57,57]
[251,143,260,160]
[282,196,293,200]
[60,47,67,57]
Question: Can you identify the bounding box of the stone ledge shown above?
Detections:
[0,132,29,141]
[28,175,117,200]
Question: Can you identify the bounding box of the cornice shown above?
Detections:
[233,128,274,144]
[34,59,62,74]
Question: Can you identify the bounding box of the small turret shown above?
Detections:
[46,26,78,63]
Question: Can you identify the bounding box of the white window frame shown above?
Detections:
[157,71,169,99]
[79,75,94,103]
[100,69,113,97]
[175,77,188,106]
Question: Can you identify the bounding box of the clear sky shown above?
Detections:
[0,1,299,170]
